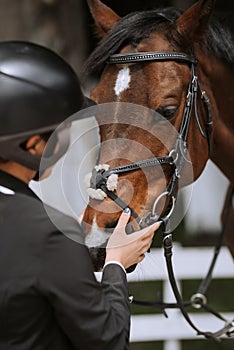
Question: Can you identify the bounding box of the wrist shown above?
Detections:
[105,251,124,267]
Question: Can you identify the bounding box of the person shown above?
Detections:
[0,41,160,350]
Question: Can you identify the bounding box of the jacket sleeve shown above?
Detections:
[37,227,130,350]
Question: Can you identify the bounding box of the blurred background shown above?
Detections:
[1,1,233,349]
[0,0,233,78]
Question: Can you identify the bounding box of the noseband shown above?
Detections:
[91,50,213,228]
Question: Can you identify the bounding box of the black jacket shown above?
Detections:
[0,171,130,350]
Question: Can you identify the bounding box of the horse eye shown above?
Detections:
[156,106,178,119]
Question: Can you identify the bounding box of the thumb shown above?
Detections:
[114,208,131,231]
[107,208,131,249]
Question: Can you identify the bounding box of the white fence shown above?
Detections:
[127,245,234,349]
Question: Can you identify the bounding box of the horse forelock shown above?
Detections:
[83,6,234,79]
[83,7,181,76]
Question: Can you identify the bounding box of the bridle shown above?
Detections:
[88,50,234,340]
[91,50,212,228]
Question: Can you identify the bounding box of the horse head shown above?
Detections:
[82,0,221,270]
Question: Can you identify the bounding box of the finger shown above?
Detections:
[114,208,131,230]
[140,229,156,241]
[149,221,162,231]
[142,239,153,252]
[144,221,161,235]
[134,221,161,241]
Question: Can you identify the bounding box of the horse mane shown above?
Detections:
[83,6,234,76]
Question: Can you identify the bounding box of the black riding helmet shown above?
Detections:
[0,41,95,171]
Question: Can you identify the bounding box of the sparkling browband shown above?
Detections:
[108,51,197,65]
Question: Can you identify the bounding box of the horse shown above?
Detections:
[82,0,234,273]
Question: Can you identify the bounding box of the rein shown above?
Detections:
[160,221,234,341]
[88,50,233,340]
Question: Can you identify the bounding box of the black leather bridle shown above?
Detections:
[89,51,234,340]
[91,51,212,227]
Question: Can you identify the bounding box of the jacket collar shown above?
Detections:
[0,170,38,199]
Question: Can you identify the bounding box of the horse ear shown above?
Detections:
[87,0,121,38]
[174,0,214,43]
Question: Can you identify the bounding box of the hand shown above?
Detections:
[105,208,160,270]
